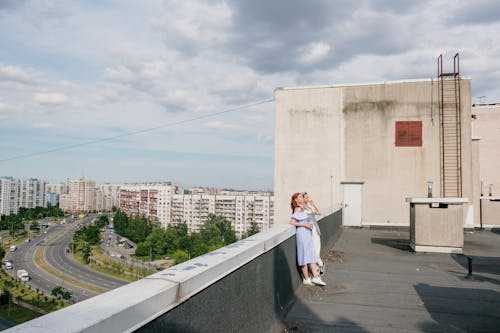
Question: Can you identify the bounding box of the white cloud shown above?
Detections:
[298,42,331,65]
[103,65,136,83]
[33,92,69,105]
[0,102,8,111]
[139,60,170,80]
[0,64,41,86]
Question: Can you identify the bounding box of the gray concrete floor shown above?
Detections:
[285,228,500,332]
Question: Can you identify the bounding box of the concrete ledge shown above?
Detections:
[406,197,469,204]
[6,212,343,333]
[411,244,463,254]
[152,223,295,303]
[3,222,298,333]
[5,277,179,333]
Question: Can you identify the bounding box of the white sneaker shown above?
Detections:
[311,277,326,286]
[303,278,313,285]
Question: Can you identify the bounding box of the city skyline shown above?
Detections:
[1,1,500,190]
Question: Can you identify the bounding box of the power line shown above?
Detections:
[0,98,274,163]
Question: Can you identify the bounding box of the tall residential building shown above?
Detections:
[95,184,120,212]
[118,183,274,236]
[171,193,215,232]
[60,178,96,213]
[45,183,68,207]
[169,189,274,236]
[19,178,46,209]
[0,177,20,216]
[119,182,177,228]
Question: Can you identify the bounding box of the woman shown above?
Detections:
[303,192,324,275]
[290,192,326,286]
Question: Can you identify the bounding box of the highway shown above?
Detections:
[5,217,129,302]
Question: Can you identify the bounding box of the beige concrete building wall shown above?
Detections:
[343,81,441,224]
[481,198,500,226]
[472,104,500,197]
[274,79,474,226]
[472,104,500,227]
[275,86,343,225]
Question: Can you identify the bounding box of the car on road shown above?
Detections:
[10,245,16,252]
[17,269,30,282]
[4,261,13,270]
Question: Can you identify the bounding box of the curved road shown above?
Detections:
[44,219,126,291]
[5,217,128,302]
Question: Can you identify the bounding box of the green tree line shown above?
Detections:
[112,210,260,265]
[0,205,64,235]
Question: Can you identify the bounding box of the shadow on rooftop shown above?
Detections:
[284,316,370,333]
[449,254,500,285]
[370,237,412,252]
[414,283,500,332]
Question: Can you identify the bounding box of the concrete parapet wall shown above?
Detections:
[4,210,343,333]
[481,197,500,226]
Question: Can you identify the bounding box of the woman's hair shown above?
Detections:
[291,192,301,213]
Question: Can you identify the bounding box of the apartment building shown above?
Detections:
[119,182,175,228]
[19,178,46,209]
[170,190,274,237]
[0,177,20,216]
[171,193,215,232]
[95,184,120,212]
[60,178,96,213]
[45,183,68,207]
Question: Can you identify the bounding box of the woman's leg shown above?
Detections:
[301,265,309,280]
[309,263,319,278]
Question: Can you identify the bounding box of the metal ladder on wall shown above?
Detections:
[438,53,462,197]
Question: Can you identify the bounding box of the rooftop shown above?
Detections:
[285,227,500,332]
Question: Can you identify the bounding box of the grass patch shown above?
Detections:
[74,246,154,282]
[0,303,42,324]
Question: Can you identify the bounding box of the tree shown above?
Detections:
[80,241,92,264]
[51,286,71,300]
[135,242,151,257]
[188,232,208,258]
[242,222,260,239]
[113,210,129,236]
[126,216,152,243]
[73,225,101,245]
[164,223,189,253]
[147,227,168,257]
[172,250,189,265]
[201,214,237,247]
[95,215,109,229]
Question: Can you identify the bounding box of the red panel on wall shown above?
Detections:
[395,121,422,147]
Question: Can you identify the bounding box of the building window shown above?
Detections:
[395,121,422,147]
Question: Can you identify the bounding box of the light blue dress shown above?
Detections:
[292,211,318,266]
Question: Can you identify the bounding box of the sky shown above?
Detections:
[1,0,499,190]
